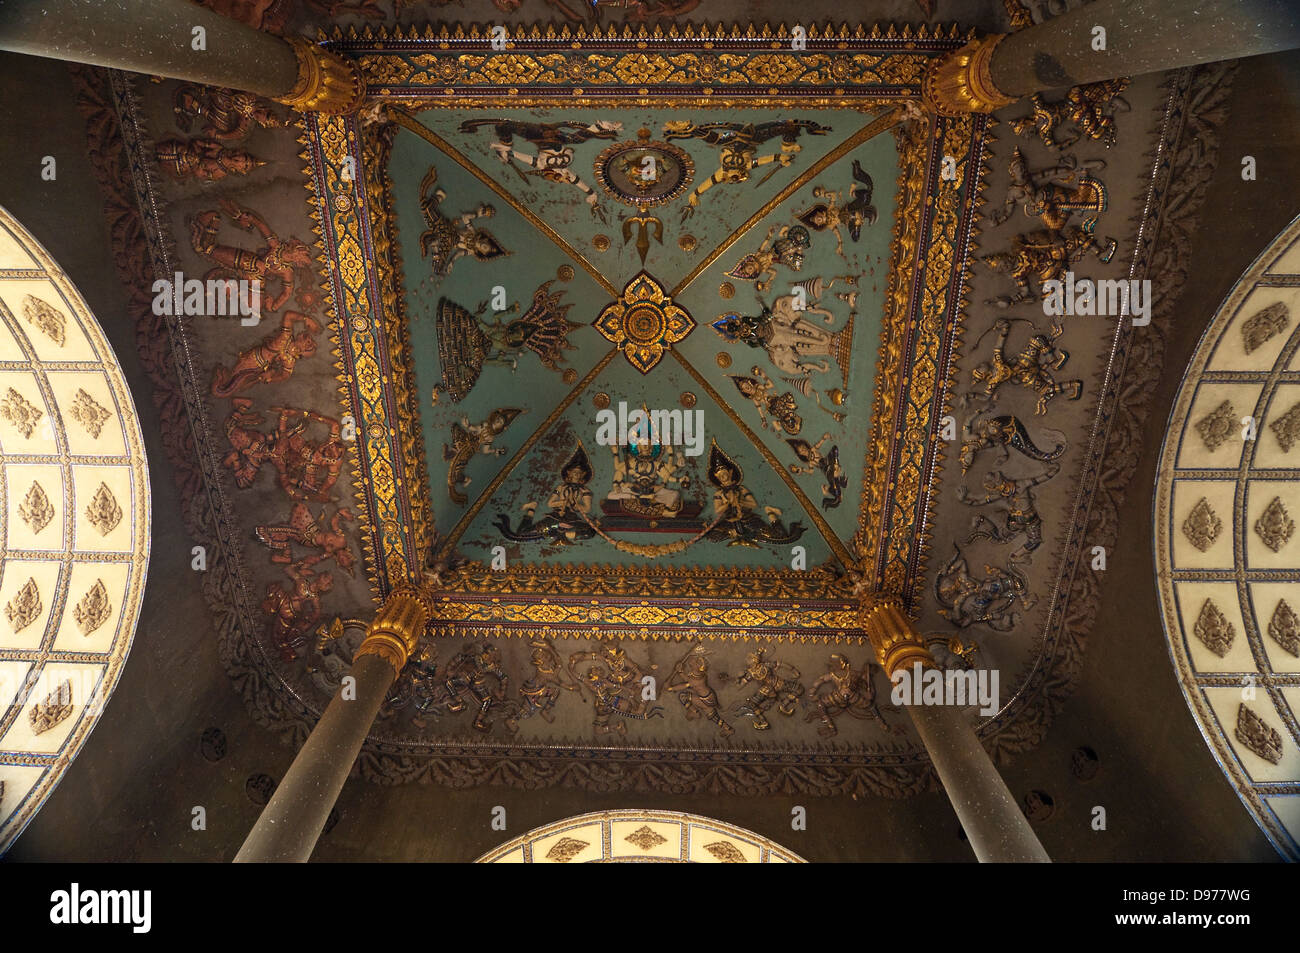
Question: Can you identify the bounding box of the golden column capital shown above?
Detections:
[859,594,937,677]
[922,34,1018,116]
[276,37,364,115]
[354,587,432,676]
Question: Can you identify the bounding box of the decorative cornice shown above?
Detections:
[277,37,364,115]
[923,34,1017,116]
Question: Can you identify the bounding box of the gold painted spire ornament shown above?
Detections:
[923,34,1018,116]
[276,37,364,115]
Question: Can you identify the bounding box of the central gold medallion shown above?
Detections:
[595,271,695,373]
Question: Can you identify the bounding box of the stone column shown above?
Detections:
[861,596,1050,863]
[233,588,431,863]
[925,0,1300,114]
[0,0,361,113]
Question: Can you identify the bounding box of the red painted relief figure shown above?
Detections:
[262,559,334,661]
[211,311,322,397]
[222,399,346,500]
[173,84,285,141]
[155,138,264,181]
[255,503,356,577]
[190,199,312,313]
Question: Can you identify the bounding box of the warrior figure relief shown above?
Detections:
[968,318,1083,415]
[959,462,1059,558]
[189,199,313,314]
[221,399,346,500]
[1009,79,1130,150]
[805,654,900,737]
[934,544,1036,632]
[210,310,321,398]
[517,637,581,723]
[568,643,663,735]
[254,502,356,576]
[959,413,1065,474]
[173,84,285,140]
[155,138,264,181]
[981,226,1115,307]
[733,648,804,731]
[261,559,334,662]
[663,645,734,737]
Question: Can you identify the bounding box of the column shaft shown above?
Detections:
[991,0,1300,96]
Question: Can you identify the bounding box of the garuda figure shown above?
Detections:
[733,648,804,731]
[418,165,509,279]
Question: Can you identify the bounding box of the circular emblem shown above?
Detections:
[594,130,694,209]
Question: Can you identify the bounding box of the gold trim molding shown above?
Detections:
[278,36,365,115]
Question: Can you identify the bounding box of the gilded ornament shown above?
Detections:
[1193,598,1234,658]
[625,825,668,851]
[593,234,611,251]
[545,837,589,862]
[922,34,1016,116]
[1194,400,1236,452]
[5,577,42,633]
[715,351,732,368]
[28,679,73,736]
[1267,599,1300,656]
[0,387,43,439]
[18,482,54,535]
[1254,496,1294,553]
[277,36,364,115]
[21,294,66,345]
[74,579,112,636]
[718,281,735,299]
[679,391,696,409]
[679,234,697,252]
[69,388,111,439]
[1235,704,1283,765]
[703,841,747,863]
[85,482,123,536]
[1241,302,1288,354]
[1181,497,1222,552]
[592,392,611,410]
[1270,402,1300,454]
[595,271,695,373]
[557,264,575,282]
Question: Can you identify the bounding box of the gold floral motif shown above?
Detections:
[1267,599,1299,656]
[5,577,42,632]
[69,388,110,439]
[703,841,747,863]
[1194,399,1236,452]
[1181,497,1222,552]
[0,387,42,439]
[21,293,66,345]
[74,579,112,636]
[545,837,589,862]
[595,271,695,373]
[18,482,54,535]
[85,482,123,536]
[1241,302,1288,354]
[29,679,73,735]
[625,825,668,851]
[1235,704,1283,765]
[1254,496,1294,553]
[1193,598,1234,657]
[1270,402,1300,453]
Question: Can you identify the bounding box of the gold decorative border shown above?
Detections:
[305,23,985,621]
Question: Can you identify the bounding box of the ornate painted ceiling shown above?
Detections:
[63,0,1240,799]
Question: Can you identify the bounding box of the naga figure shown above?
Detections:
[261,559,333,661]
[1009,79,1130,150]
[794,160,878,257]
[189,199,312,314]
[459,118,622,221]
[517,637,581,722]
[221,399,346,500]
[443,408,523,505]
[733,648,804,731]
[173,84,285,140]
[417,165,509,279]
[712,277,853,385]
[254,502,356,576]
[494,444,598,546]
[663,119,832,218]
[804,654,899,737]
[959,413,1065,474]
[725,225,811,291]
[703,443,805,547]
[934,544,1035,631]
[785,433,847,509]
[968,318,1083,415]
[980,226,1115,307]
[210,310,321,398]
[155,138,264,181]
[959,463,1059,558]
[729,365,802,435]
[568,643,663,735]
[663,644,734,737]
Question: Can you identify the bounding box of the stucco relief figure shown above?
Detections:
[155,138,264,181]
[804,654,900,738]
[210,310,321,398]
[221,400,346,501]
[261,559,334,662]
[934,544,1035,632]
[606,432,689,518]
[444,408,523,505]
[173,84,285,140]
[967,318,1082,415]
[733,648,804,731]
[568,644,663,735]
[418,165,509,280]
[664,644,733,736]
[794,160,878,258]
[725,225,811,291]
[494,444,598,545]
[1009,79,1130,150]
[189,199,312,314]
[959,463,1059,559]
[959,413,1065,474]
[712,278,853,386]
[980,227,1114,308]
[254,503,356,576]
[458,118,623,221]
[418,644,513,733]
[703,442,805,547]
[663,119,832,218]
[729,366,802,435]
[518,637,582,723]
[785,433,847,509]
